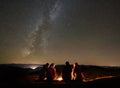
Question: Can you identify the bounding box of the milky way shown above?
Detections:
[0,0,120,65]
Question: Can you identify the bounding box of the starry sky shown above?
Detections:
[0,0,120,66]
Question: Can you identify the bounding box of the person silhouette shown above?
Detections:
[39,63,49,81]
[46,63,57,81]
[62,61,72,82]
[72,62,84,82]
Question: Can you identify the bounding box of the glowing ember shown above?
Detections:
[84,76,115,82]
[95,76,115,80]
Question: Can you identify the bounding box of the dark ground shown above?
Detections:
[0,64,120,88]
[0,77,120,88]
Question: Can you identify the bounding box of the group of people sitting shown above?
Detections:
[39,61,85,82]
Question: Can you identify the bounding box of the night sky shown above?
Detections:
[0,0,120,66]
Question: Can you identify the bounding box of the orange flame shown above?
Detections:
[56,76,63,81]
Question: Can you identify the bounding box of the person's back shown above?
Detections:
[73,63,83,82]
[39,63,49,81]
[46,63,56,81]
[62,61,72,82]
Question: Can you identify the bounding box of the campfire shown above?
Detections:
[57,76,63,81]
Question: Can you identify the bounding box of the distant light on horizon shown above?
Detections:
[23,64,41,69]
[30,66,38,69]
